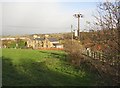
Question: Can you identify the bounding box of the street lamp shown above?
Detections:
[73,13,83,40]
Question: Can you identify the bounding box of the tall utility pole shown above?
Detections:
[71,24,73,42]
[73,13,83,40]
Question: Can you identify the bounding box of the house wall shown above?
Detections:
[56,45,63,48]
[42,39,53,48]
[51,41,59,44]
[27,38,54,49]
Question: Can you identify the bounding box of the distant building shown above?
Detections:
[0,37,28,48]
[27,35,63,49]
[33,35,38,39]
[0,38,16,41]
[0,37,27,41]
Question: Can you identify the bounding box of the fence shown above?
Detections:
[81,48,119,66]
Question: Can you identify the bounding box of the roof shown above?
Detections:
[33,38,58,42]
[34,38,44,41]
[48,38,58,42]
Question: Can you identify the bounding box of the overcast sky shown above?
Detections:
[0,0,101,36]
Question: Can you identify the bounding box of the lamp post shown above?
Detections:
[73,13,83,40]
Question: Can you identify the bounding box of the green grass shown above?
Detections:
[1,48,104,86]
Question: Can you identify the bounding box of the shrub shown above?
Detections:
[64,39,85,66]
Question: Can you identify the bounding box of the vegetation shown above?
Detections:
[63,38,119,86]
[1,48,110,86]
[64,40,85,66]
[93,0,119,54]
[2,39,26,48]
[1,0,119,86]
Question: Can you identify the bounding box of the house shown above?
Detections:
[0,37,16,41]
[27,35,63,49]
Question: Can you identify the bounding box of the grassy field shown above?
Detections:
[1,48,105,86]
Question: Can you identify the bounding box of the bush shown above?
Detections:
[17,40,26,48]
[64,39,85,66]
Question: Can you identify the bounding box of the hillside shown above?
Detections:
[1,48,110,86]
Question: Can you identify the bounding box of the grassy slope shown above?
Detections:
[2,48,102,86]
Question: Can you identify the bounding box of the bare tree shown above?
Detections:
[91,1,120,84]
[93,0,120,54]
[94,0,119,30]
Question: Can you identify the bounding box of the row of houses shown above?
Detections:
[27,35,63,49]
[0,35,63,49]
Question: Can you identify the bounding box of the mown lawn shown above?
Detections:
[1,48,104,86]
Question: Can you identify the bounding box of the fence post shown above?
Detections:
[87,48,91,56]
[97,51,100,59]
[93,51,95,58]
[87,50,89,56]
[95,51,97,59]
[95,52,98,59]
[89,50,92,57]
[91,51,93,58]
[99,52,103,60]
[98,52,100,59]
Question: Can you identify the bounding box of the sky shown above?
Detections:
[0,0,108,36]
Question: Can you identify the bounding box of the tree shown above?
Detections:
[92,1,120,84]
[93,0,120,54]
[94,0,119,30]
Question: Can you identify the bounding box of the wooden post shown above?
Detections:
[99,52,101,59]
[95,52,97,59]
[94,52,95,58]
[87,50,89,56]
[92,51,94,58]
[97,51,99,59]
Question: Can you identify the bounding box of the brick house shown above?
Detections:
[27,35,63,49]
